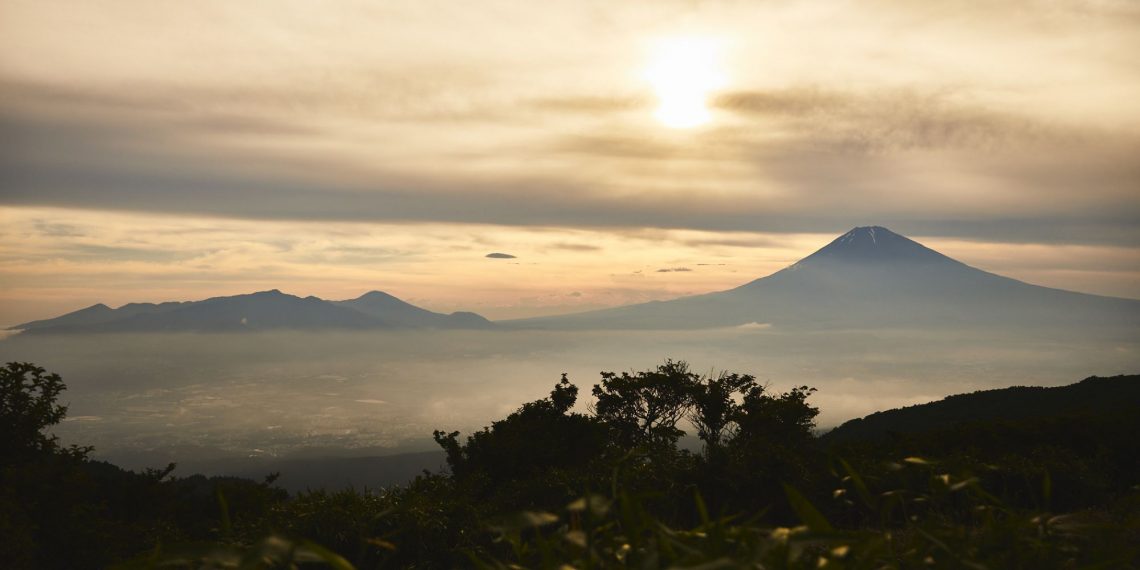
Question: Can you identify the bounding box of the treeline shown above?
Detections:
[2,362,1138,568]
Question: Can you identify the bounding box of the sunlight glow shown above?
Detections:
[645,37,726,129]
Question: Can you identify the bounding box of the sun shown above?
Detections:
[644,37,726,129]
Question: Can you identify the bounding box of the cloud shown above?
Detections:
[736,322,772,330]
[2,105,1136,246]
[714,87,1056,153]
[550,134,708,160]
[683,236,786,249]
[548,243,602,252]
[1,1,1138,250]
[485,252,517,259]
[527,95,646,114]
[656,267,693,273]
[33,221,85,237]
[57,244,194,263]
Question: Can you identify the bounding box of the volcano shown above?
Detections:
[506,226,1140,331]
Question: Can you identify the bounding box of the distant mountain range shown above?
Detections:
[12,226,1139,334]
[11,290,492,333]
[504,226,1140,330]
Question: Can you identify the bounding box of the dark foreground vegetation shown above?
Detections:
[2,361,1138,569]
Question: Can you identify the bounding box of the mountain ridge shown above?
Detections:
[11,289,492,334]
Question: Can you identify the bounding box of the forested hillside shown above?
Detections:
[824,374,1140,442]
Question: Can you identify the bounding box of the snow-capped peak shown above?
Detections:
[794,226,954,266]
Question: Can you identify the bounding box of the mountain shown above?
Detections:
[820,373,1140,444]
[505,226,1140,330]
[334,291,492,329]
[12,290,491,333]
[821,374,1140,511]
[822,373,1140,443]
[13,303,119,330]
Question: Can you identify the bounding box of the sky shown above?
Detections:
[1,0,1138,325]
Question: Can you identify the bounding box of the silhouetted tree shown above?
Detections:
[688,371,758,455]
[0,362,85,466]
[434,374,608,507]
[590,360,697,448]
[723,384,821,513]
[734,385,819,443]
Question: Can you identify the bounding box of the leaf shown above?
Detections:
[950,477,978,492]
[215,488,232,535]
[563,530,587,548]
[298,539,358,570]
[839,459,874,509]
[365,537,397,551]
[567,494,610,517]
[783,484,833,532]
[693,489,711,525]
[522,511,560,526]
[493,510,560,534]
[667,557,736,570]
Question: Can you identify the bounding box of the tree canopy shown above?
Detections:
[0,362,72,464]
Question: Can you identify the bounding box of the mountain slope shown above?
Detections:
[334,291,492,329]
[15,303,119,331]
[822,374,1140,443]
[505,226,1140,330]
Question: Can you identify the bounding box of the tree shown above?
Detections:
[434,374,609,505]
[0,362,75,464]
[725,384,821,503]
[688,371,758,454]
[591,360,698,448]
[734,385,819,444]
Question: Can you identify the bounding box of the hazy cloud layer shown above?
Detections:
[3,101,1135,245]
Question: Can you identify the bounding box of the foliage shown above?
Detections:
[2,361,1137,569]
[0,361,287,569]
[687,369,757,452]
[591,360,697,448]
[473,460,1140,569]
[434,374,611,510]
[0,362,81,464]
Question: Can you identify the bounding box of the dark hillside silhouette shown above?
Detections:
[824,374,1140,443]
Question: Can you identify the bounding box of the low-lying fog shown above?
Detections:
[2,327,1136,475]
